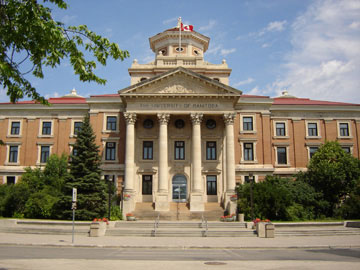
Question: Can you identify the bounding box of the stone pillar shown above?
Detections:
[155,113,170,211]
[123,112,137,217]
[190,113,204,211]
[224,113,237,215]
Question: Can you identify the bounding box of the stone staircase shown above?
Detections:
[132,202,225,221]
[106,221,254,237]
[274,223,360,237]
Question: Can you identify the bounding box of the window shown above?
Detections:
[106,116,117,131]
[206,175,217,195]
[244,143,254,161]
[142,175,152,195]
[206,141,216,160]
[7,176,16,185]
[143,141,153,160]
[40,146,50,163]
[276,122,286,136]
[143,119,154,129]
[9,146,18,163]
[105,142,116,161]
[277,147,287,165]
[309,147,318,159]
[175,141,185,160]
[307,123,318,136]
[342,147,351,154]
[11,122,20,135]
[339,123,349,137]
[74,122,82,135]
[243,117,253,131]
[42,121,52,135]
[72,147,78,156]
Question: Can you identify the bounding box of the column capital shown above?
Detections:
[190,113,203,125]
[157,113,170,124]
[223,113,236,125]
[124,113,137,124]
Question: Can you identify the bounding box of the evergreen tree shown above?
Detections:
[58,114,107,220]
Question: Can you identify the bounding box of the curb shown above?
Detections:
[1,242,360,250]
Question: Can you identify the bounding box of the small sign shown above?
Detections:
[71,202,77,210]
[72,188,77,202]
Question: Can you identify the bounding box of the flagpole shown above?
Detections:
[178,17,181,53]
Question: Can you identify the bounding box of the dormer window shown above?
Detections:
[193,50,199,55]
[213,78,220,82]
[140,77,147,82]
[175,47,184,52]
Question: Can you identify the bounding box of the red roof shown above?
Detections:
[273,97,359,106]
[0,97,86,105]
[48,97,86,104]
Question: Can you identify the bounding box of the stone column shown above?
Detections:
[155,113,170,211]
[123,112,136,217]
[190,113,204,211]
[223,113,237,214]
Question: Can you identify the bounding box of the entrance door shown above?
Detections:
[172,174,187,202]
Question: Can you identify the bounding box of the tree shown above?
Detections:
[237,176,320,221]
[0,153,68,218]
[0,0,129,103]
[305,141,360,217]
[57,114,107,220]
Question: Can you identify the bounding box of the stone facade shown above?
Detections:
[0,27,359,218]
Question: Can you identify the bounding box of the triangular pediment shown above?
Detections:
[119,67,241,97]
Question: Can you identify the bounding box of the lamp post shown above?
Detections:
[107,175,114,221]
[249,172,254,221]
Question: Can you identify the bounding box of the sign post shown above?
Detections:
[72,188,77,244]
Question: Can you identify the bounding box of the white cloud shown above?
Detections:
[258,20,287,36]
[163,17,178,25]
[271,0,360,103]
[220,48,236,56]
[206,45,221,55]
[45,92,59,99]
[198,20,217,31]
[233,78,255,87]
[61,15,77,25]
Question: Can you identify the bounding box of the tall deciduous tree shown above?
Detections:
[59,114,106,220]
[0,0,129,103]
[306,141,360,216]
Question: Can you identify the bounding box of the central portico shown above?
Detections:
[119,27,241,218]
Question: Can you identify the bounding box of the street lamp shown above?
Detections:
[106,175,115,220]
[249,172,254,221]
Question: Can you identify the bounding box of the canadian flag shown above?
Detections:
[181,23,193,32]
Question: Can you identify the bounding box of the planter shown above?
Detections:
[230,196,237,201]
[89,222,107,237]
[126,216,136,221]
[124,196,130,201]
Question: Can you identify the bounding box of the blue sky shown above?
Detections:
[1,0,359,103]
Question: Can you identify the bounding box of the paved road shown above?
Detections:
[1,246,360,262]
[1,246,360,270]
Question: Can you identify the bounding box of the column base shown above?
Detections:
[155,193,169,211]
[121,191,136,220]
[190,193,204,211]
[224,192,237,215]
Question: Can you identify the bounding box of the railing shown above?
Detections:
[201,213,208,237]
[152,213,160,237]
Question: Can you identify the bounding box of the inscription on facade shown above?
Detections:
[139,103,219,109]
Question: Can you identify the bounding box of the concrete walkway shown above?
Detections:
[1,232,360,249]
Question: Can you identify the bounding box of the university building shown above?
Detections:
[1,26,360,218]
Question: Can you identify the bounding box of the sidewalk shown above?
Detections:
[1,232,360,249]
